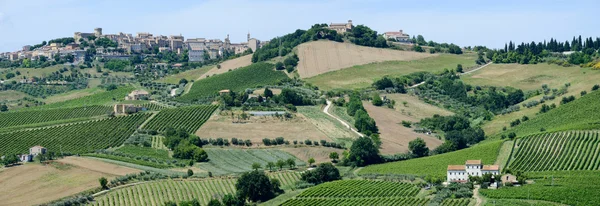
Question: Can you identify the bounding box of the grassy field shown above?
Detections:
[297,105,358,144]
[143,105,218,133]
[196,54,253,80]
[1,64,64,80]
[507,131,600,172]
[177,62,288,102]
[501,90,600,137]
[304,53,477,90]
[33,85,135,109]
[43,87,105,104]
[0,105,111,129]
[0,90,31,101]
[359,140,504,177]
[116,145,171,160]
[155,65,212,84]
[386,93,454,119]
[197,148,305,175]
[280,147,345,164]
[479,171,600,206]
[0,113,150,155]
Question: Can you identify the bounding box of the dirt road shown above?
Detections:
[323,100,364,137]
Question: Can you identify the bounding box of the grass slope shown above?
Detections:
[503,90,600,137]
[304,54,476,90]
[359,140,504,177]
[35,85,135,109]
[155,65,212,84]
[177,62,288,102]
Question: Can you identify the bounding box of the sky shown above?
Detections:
[0,0,598,52]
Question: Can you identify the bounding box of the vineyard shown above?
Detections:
[479,171,600,206]
[151,136,168,150]
[359,140,503,177]
[36,85,134,109]
[508,131,600,171]
[0,114,150,155]
[0,105,110,129]
[198,148,305,175]
[282,180,426,206]
[143,105,218,133]
[92,172,301,206]
[176,63,288,102]
[441,198,472,206]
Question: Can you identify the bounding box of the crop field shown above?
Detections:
[177,63,288,102]
[43,87,105,104]
[296,106,358,141]
[156,65,212,84]
[143,105,218,133]
[359,140,503,177]
[151,136,168,149]
[296,41,435,78]
[197,54,253,80]
[441,198,472,206]
[304,53,477,90]
[483,199,560,206]
[479,171,600,206]
[282,180,427,206]
[0,105,110,129]
[508,131,600,171]
[503,90,600,137]
[35,85,135,109]
[197,148,305,175]
[0,113,150,155]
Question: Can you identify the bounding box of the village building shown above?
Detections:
[125,90,150,100]
[219,89,231,95]
[447,160,500,183]
[113,104,143,114]
[328,20,354,34]
[384,30,411,42]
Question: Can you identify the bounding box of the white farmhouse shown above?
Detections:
[447,160,500,183]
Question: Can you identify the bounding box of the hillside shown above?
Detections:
[156,54,252,84]
[296,41,435,78]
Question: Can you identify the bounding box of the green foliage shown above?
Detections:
[408,138,429,157]
[348,25,388,48]
[99,177,108,189]
[38,85,134,109]
[359,140,502,177]
[236,170,282,202]
[143,105,217,133]
[282,197,430,206]
[371,93,383,106]
[456,64,463,73]
[0,113,150,155]
[0,105,7,112]
[300,163,341,185]
[275,62,285,70]
[104,59,131,72]
[413,45,425,52]
[0,105,111,129]
[95,37,118,48]
[199,148,305,175]
[178,63,288,102]
[346,136,381,167]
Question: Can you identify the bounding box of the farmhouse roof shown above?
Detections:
[447,165,465,171]
[219,89,231,93]
[482,165,500,171]
[130,90,149,95]
[465,160,482,165]
[30,145,45,149]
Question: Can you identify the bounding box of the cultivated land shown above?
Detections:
[0,158,137,206]
[296,41,435,78]
[362,101,443,154]
[304,53,477,90]
[359,140,503,177]
[297,106,359,144]
[280,147,345,164]
[33,85,135,109]
[0,90,30,101]
[386,93,454,119]
[197,111,332,145]
[143,105,218,133]
[197,148,305,175]
[156,65,212,84]
[198,54,253,80]
[0,105,110,129]
[42,87,105,104]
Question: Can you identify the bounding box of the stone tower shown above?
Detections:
[94,28,103,37]
[247,32,251,42]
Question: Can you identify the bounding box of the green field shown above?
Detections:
[359,140,504,177]
[34,85,135,109]
[0,113,150,155]
[92,173,301,206]
[483,199,561,206]
[197,148,305,175]
[156,65,212,84]
[297,106,358,143]
[304,54,477,90]
[83,145,180,169]
[0,105,110,129]
[116,145,171,160]
[282,180,428,206]
[177,63,288,102]
[479,171,600,206]
[142,105,218,133]
[507,131,600,172]
[502,90,600,137]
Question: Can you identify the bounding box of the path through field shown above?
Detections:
[409,62,492,88]
[324,100,364,137]
[473,185,483,206]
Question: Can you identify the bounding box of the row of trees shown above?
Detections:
[346,93,378,135]
[419,114,485,154]
[163,128,208,162]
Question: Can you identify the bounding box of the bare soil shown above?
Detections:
[56,156,140,176]
[296,41,435,78]
[197,54,252,80]
[362,101,443,154]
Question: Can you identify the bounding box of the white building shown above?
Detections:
[447,160,500,183]
[384,30,411,42]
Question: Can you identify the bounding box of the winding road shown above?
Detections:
[409,62,492,89]
[323,100,364,137]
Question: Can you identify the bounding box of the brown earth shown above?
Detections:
[296,41,435,78]
[0,157,138,206]
[196,111,333,145]
[280,147,345,164]
[385,93,454,119]
[362,101,443,154]
[197,54,253,80]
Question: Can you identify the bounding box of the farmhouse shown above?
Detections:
[18,145,47,162]
[125,90,149,100]
[384,30,411,42]
[113,104,143,114]
[447,160,500,183]
[328,20,354,34]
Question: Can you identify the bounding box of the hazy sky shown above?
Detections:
[0,0,598,52]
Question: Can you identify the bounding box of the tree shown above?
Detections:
[372,93,383,106]
[222,194,244,206]
[99,177,108,189]
[5,73,15,79]
[276,159,286,170]
[408,138,429,157]
[329,152,339,163]
[266,162,275,171]
[187,169,194,177]
[252,162,262,171]
[275,62,285,70]
[0,104,8,112]
[347,136,381,166]
[300,163,341,185]
[207,199,223,206]
[179,78,189,84]
[106,84,118,91]
[456,64,463,73]
[308,158,316,167]
[287,158,296,169]
[235,170,281,202]
[264,87,274,98]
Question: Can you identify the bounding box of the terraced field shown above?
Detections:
[0,105,110,129]
[197,148,305,175]
[282,180,427,206]
[508,131,600,171]
[0,114,150,155]
[143,105,218,133]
